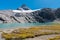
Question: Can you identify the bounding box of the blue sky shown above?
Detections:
[0,0,60,10]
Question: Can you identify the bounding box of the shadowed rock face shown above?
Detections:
[39,8,56,22]
[0,5,60,23]
[55,8,60,18]
[0,17,5,21]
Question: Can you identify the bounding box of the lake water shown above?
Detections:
[0,22,58,29]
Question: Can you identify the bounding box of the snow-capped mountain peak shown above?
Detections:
[0,5,59,23]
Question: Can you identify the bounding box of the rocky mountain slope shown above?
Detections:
[0,4,60,23]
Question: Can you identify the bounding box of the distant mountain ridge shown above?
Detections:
[0,5,60,23]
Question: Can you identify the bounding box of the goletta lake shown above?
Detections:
[0,22,58,29]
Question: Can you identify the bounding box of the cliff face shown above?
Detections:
[0,5,60,23]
